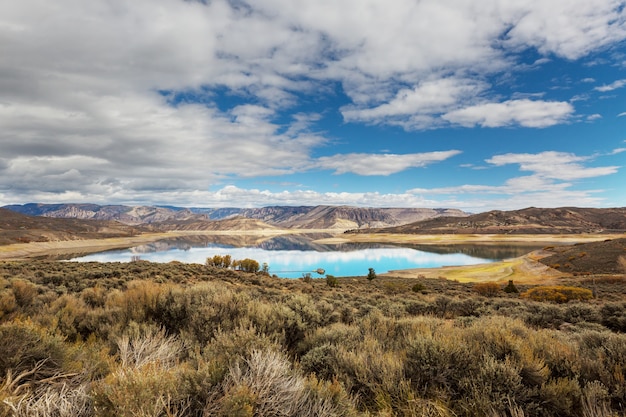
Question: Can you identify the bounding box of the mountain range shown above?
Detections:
[0,208,140,245]
[371,207,626,235]
[2,203,468,230]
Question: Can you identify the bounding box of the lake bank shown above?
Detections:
[1,230,619,282]
[382,249,563,284]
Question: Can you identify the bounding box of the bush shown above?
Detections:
[473,282,500,297]
[503,280,519,294]
[206,255,232,269]
[233,259,260,273]
[326,275,339,288]
[367,268,376,281]
[521,286,593,303]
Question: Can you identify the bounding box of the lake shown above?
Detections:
[70,234,546,278]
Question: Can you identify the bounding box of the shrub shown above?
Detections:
[206,255,232,269]
[367,268,376,281]
[5,382,93,417]
[503,280,519,294]
[212,349,354,417]
[10,279,38,308]
[233,259,260,273]
[0,320,69,380]
[521,286,593,303]
[116,327,183,369]
[326,275,339,288]
[411,283,425,293]
[473,282,500,297]
[93,364,190,417]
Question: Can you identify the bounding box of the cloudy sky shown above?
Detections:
[1,0,625,212]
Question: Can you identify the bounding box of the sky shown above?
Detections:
[1,0,625,213]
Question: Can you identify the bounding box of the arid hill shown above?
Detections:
[0,208,141,245]
[367,207,626,235]
[4,203,468,229]
[220,206,467,229]
[149,216,278,232]
[539,238,626,275]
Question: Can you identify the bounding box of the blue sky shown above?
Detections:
[1,0,625,212]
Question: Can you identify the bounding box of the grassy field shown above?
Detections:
[0,259,625,417]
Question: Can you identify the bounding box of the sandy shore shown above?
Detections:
[382,250,563,284]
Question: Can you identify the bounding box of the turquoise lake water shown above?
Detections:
[70,235,544,278]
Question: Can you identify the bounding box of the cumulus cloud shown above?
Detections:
[341,78,487,129]
[442,100,575,128]
[315,150,462,175]
[404,150,622,210]
[1,0,625,206]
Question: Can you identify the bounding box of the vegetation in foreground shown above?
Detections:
[0,260,625,416]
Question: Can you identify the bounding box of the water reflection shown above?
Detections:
[71,234,542,278]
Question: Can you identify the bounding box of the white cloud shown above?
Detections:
[595,79,626,92]
[442,100,574,128]
[486,151,619,180]
[618,112,626,117]
[342,78,486,126]
[1,0,625,205]
[315,150,462,175]
[503,0,626,60]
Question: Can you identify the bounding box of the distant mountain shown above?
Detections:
[4,204,468,230]
[3,203,207,225]
[0,208,141,245]
[233,206,468,230]
[150,216,278,232]
[368,207,626,235]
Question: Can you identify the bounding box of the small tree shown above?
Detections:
[326,274,339,288]
[233,258,260,273]
[503,280,519,293]
[367,268,377,281]
[206,254,232,268]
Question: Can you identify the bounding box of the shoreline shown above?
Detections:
[0,229,342,261]
[381,249,563,284]
[1,231,620,283]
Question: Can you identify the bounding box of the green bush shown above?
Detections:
[326,275,339,288]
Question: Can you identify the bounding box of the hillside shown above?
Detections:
[149,216,278,232]
[4,203,468,229]
[0,208,141,245]
[370,207,626,235]
[539,238,626,275]
[240,206,466,229]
